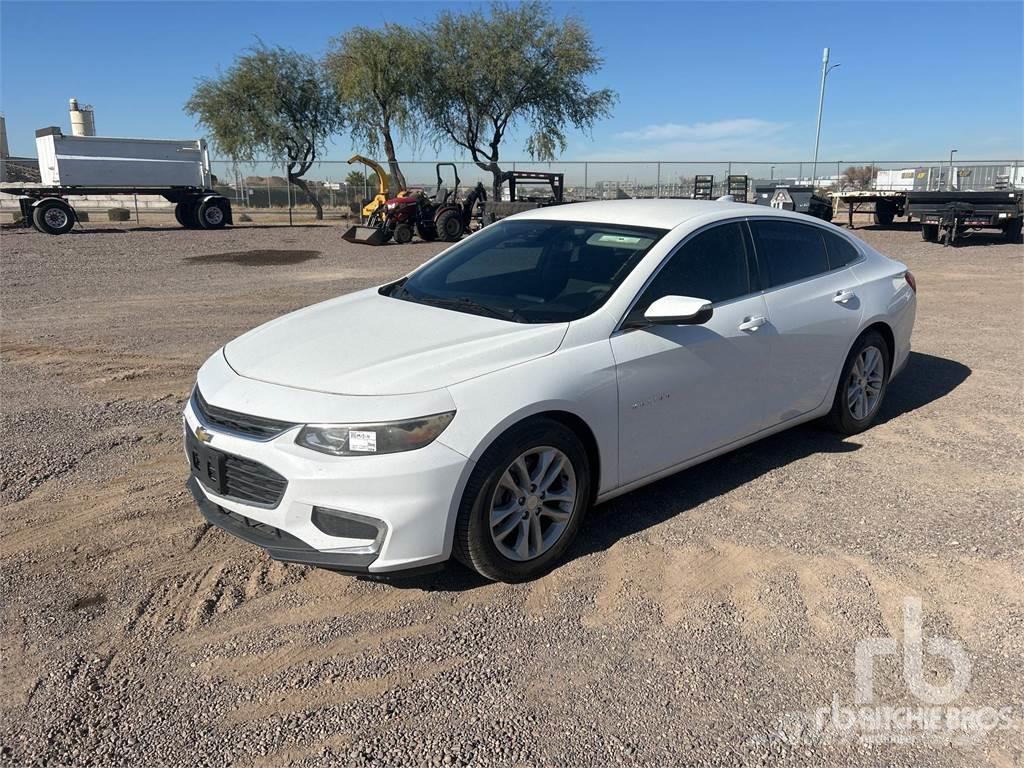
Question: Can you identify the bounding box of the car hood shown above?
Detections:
[223,288,568,396]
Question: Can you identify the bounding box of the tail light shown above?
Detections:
[905,271,917,293]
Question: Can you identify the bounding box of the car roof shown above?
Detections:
[513,198,815,230]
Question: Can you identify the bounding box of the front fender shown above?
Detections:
[438,339,619,496]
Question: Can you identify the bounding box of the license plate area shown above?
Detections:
[187,431,227,496]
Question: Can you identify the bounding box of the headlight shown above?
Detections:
[295,411,455,456]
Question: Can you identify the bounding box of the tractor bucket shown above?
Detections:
[342,224,388,246]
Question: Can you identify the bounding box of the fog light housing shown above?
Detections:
[311,506,385,547]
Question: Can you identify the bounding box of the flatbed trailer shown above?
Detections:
[907,190,1022,245]
[482,171,565,224]
[829,190,908,228]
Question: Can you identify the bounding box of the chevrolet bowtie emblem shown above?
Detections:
[194,425,214,443]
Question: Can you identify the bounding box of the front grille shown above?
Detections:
[192,387,295,439]
[220,453,288,507]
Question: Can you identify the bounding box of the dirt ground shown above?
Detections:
[1,216,1022,767]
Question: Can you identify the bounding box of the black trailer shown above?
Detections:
[482,171,565,224]
[1,182,232,235]
[907,190,1022,245]
[753,183,832,221]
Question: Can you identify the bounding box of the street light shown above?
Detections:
[811,47,841,188]
[948,149,958,191]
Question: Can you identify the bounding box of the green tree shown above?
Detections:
[324,25,423,195]
[417,1,615,196]
[345,169,373,190]
[186,44,342,219]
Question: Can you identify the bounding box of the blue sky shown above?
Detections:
[2,1,1022,167]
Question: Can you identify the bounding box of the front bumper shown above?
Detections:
[188,477,379,572]
[183,393,474,574]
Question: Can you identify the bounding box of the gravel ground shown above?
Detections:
[1,217,1022,767]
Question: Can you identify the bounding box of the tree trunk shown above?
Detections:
[289,174,323,220]
[382,128,407,195]
[473,161,503,200]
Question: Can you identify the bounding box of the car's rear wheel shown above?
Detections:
[827,330,890,435]
[453,418,590,582]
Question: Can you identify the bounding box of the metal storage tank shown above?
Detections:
[69,98,96,137]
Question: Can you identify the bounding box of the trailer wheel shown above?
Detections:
[32,199,75,235]
[873,200,895,226]
[197,198,229,230]
[174,202,199,229]
[1004,219,1022,243]
[921,223,939,242]
[392,222,414,245]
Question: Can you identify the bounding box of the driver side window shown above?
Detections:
[630,222,753,320]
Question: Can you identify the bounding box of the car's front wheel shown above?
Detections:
[453,418,590,582]
[828,330,891,434]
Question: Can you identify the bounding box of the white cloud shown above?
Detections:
[615,118,787,143]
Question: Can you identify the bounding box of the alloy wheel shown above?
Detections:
[846,345,884,420]
[489,446,577,562]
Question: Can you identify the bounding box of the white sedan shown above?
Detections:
[185,200,916,582]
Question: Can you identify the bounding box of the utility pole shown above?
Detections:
[812,47,841,188]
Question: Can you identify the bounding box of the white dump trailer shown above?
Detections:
[0,126,231,234]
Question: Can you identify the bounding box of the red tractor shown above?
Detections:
[343,163,485,246]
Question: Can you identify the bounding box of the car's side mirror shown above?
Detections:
[643,295,714,325]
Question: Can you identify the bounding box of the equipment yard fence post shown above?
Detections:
[285,162,292,226]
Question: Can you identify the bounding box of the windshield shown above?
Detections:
[386,219,668,323]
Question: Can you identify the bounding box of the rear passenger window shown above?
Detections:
[822,230,861,269]
[750,220,830,288]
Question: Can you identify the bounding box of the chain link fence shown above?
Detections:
[205,158,1024,211]
[3,156,1021,222]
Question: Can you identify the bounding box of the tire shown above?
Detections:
[435,208,464,242]
[827,330,891,435]
[873,200,895,226]
[416,222,437,241]
[174,201,198,229]
[1003,218,1022,243]
[32,199,75,235]
[393,222,414,245]
[921,223,939,242]
[453,418,591,583]
[197,198,228,230]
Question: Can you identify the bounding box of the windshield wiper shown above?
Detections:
[418,296,527,323]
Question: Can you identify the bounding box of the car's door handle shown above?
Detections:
[738,315,767,332]
[833,290,857,304]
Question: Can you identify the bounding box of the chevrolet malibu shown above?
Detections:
[185,200,916,582]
